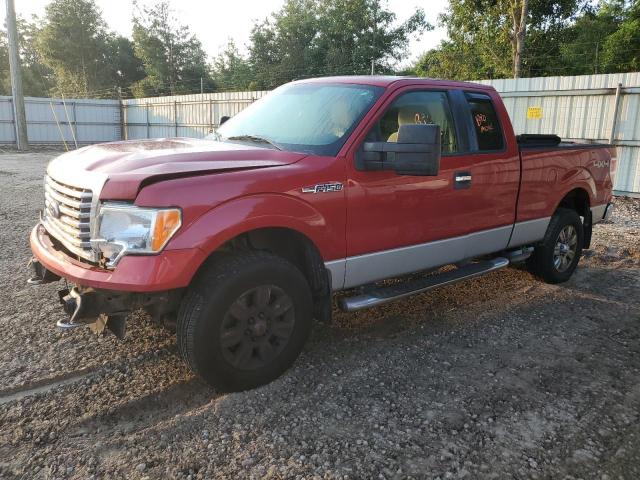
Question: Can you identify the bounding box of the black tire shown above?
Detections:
[177,251,312,392]
[526,208,583,284]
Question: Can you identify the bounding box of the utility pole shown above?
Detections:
[370,1,377,76]
[5,0,28,150]
[200,77,203,94]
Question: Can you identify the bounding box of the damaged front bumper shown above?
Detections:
[55,285,181,338]
[28,223,196,337]
[28,256,182,339]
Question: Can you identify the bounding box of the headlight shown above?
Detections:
[92,203,181,267]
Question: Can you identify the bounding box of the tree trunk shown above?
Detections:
[512,0,529,78]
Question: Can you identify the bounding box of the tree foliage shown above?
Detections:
[211,40,255,91]
[242,0,430,90]
[2,0,640,100]
[414,0,640,80]
[415,0,587,79]
[36,0,116,96]
[0,17,54,96]
[600,0,640,72]
[131,1,213,97]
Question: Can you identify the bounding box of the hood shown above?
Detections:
[47,137,307,200]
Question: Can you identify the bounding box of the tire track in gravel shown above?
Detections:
[0,348,208,438]
[0,368,97,405]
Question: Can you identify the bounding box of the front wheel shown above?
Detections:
[177,251,312,391]
[526,208,584,284]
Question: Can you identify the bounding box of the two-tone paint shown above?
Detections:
[30,76,615,294]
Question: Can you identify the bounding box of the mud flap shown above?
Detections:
[583,211,593,249]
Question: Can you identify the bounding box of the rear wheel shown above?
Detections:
[177,251,312,391]
[527,208,583,284]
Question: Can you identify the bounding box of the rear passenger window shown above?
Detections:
[466,93,504,151]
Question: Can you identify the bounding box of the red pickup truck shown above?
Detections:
[29,76,615,391]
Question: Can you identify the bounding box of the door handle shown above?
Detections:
[454,171,472,189]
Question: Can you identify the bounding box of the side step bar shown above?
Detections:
[338,257,510,312]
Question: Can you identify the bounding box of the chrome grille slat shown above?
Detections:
[42,174,95,261]
[45,176,92,200]
[44,185,92,210]
[57,214,84,230]
[43,218,92,248]
[49,216,91,239]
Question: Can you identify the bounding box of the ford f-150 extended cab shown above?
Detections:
[28,76,615,391]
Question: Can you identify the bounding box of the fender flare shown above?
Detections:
[552,167,597,215]
[167,193,332,261]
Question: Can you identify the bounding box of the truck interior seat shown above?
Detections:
[388,106,431,142]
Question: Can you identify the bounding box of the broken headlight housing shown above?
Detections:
[91,203,182,267]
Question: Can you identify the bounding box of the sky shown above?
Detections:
[2,0,449,67]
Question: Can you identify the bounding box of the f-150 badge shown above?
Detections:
[301,183,344,194]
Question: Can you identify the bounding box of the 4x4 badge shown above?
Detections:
[301,183,343,194]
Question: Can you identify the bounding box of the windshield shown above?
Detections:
[210,82,384,156]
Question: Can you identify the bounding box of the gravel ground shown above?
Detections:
[0,151,639,480]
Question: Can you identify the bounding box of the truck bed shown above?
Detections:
[516,135,615,223]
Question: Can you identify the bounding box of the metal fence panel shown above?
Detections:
[121,91,269,140]
[0,96,121,145]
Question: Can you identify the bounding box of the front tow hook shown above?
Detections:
[27,257,61,285]
[57,287,85,329]
[55,287,128,338]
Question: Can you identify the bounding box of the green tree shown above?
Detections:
[601,0,640,72]
[249,0,320,87]
[131,1,213,97]
[0,17,54,97]
[551,1,624,75]
[106,35,146,97]
[36,0,116,97]
[415,0,588,80]
[211,40,254,91]
[248,0,430,89]
[0,32,8,96]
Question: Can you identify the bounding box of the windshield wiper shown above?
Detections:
[226,135,281,150]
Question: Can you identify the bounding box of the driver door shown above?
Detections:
[343,88,481,288]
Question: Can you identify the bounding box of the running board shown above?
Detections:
[338,257,510,312]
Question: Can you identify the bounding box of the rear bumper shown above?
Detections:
[30,224,206,292]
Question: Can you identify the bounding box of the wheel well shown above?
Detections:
[557,188,590,218]
[557,188,592,248]
[206,227,332,321]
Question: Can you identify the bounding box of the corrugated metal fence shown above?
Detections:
[121,91,269,139]
[0,73,638,194]
[0,96,120,145]
[478,72,640,196]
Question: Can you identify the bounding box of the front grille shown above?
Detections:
[43,175,96,262]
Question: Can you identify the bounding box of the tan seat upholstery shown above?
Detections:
[387,107,430,142]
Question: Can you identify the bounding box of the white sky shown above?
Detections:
[2,0,449,67]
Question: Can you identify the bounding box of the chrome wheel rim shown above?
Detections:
[219,285,295,371]
[553,225,578,272]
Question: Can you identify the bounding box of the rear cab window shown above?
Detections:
[465,93,504,151]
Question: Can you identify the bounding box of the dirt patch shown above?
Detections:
[0,152,638,479]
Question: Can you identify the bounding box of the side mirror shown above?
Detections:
[219,115,230,125]
[359,124,441,176]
